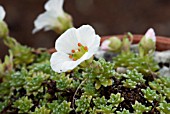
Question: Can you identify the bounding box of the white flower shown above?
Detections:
[50,25,101,73]
[0,5,5,20]
[33,0,72,33]
[145,28,156,42]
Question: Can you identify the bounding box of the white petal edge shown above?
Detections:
[55,27,79,54]
[50,51,94,73]
[145,28,156,42]
[77,25,96,47]
[100,40,111,50]
[50,52,71,73]
[45,0,64,16]
[33,11,59,33]
[88,35,101,54]
[0,5,5,20]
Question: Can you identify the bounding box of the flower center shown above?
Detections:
[69,43,88,61]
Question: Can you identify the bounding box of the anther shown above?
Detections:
[78,49,80,51]
[84,46,88,51]
[71,50,75,53]
[78,43,82,47]
[69,55,73,59]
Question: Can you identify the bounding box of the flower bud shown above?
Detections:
[101,36,121,52]
[139,28,156,55]
[0,20,8,38]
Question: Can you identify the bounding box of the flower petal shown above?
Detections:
[55,28,79,53]
[33,11,59,33]
[145,28,156,42]
[89,35,101,53]
[50,51,93,73]
[0,5,5,20]
[45,0,64,16]
[50,52,71,73]
[77,25,96,47]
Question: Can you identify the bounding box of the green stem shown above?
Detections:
[72,78,87,111]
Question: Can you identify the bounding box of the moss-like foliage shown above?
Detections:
[113,52,159,74]
[116,109,131,114]
[32,106,50,114]
[157,101,170,114]
[4,36,35,65]
[75,95,92,114]
[122,69,145,89]
[48,100,72,114]
[12,96,33,113]
[141,87,159,103]
[0,36,169,114]
[132,101,152,114]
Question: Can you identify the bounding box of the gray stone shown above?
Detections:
[159,66,170,77]
[154,50,170,63]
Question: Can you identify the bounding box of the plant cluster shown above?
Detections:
[0,36,169,114]
[0,1,170,114]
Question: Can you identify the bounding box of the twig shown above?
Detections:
[72,78,87,111]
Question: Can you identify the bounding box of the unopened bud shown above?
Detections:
[101,36,121,52]
[139,28,156,55]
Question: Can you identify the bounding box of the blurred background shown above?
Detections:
[1,0,170,59]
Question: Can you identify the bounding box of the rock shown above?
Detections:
[116,67,127,73]
[95,49,119,61]
[159,66,170,77]
[154,50,170,63]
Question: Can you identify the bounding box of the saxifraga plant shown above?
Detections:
[0,35,169,114]
[0,2,169,114]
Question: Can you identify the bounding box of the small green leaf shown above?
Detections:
[95,80,101,90]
